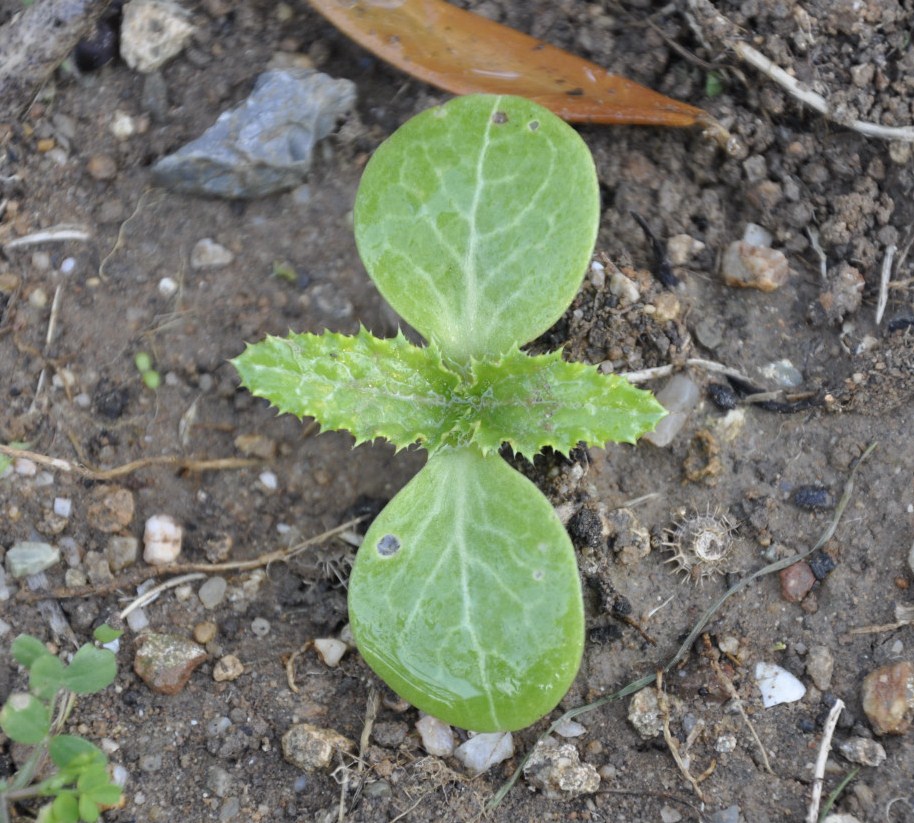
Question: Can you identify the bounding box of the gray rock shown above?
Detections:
[7,541,60,578]
[84,551,114,586]
[806,646,835,691]
[206,765,232,797]
[454,732,514,776]
[198,576,227,608]
[106,535,139,571]
[151,69,356,198]
[133,632,207,694]
[836,736,887,767]
[415,715,454,757]
[523,739,600,799]
[190,238,234,270]
[708,807,741,823]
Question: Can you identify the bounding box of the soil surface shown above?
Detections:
[2,1,913,822]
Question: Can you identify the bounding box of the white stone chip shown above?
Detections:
[454,732,514,775]
[313,638,347,668]
[143,514,183,565]
[415,715,455,757]
[755,662,806,707]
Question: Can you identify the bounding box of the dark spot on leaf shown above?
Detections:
[491,111,508,124]
[376,534,400,557]
[528,120,540,131]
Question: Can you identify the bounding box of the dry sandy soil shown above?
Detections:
[1,1,913,821]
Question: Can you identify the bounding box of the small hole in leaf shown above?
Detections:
[491,111,509,124]
[528,120,540,131]
[376,534,400,557]
[532,569,545,581]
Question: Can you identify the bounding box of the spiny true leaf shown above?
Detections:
[232,328,462,451]
[354,95,599,361]
[348,448,584,732]
[466,348,667,456]
[234,330,664,456]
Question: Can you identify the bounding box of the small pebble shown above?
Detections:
[759,358,803,388]
[143,514,183,565]
[861,661,914,735]
[126,607,149,632]
[791,485,835,511]
[110,111,137,140]
[454,732,514,776]
[742,222,772,247]
[133,632,207,694]
[120,0,194,73]
[87,154,117,181]
[660,806,683,823]
[707,383,738,411]
[85,551,114,585]
[755,662,806,707]
[553,718,587,738]
[28,289,48,309]
[642,375,700,448]
[53,498,72,518]
[666,234,704,266]
[14,457,38,476]
[715,734,737,753]
[807,549,838,581]
[87,485,135,533]
[158,276,178,297]
[191,238,234,270]
[6,541,60,578]
[213,654,244,682]
[250,617,271,637]
[628,688,664,739]
[836,736,887,767]
[522,738,600,799]
[106,535,139,571]
[721,240,789,292]
[258,471,278,491]
[313,638,346,668]
[194,621,218,644]
[206,765,233,798]
[198,576,228,609]
[59,257,77,275]
[281,723,355,771]
[415,715,454,757]
[779,562,816,602]
[806,646,835,691]
[708,807,741,823]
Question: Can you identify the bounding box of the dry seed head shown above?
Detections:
[661,507,736,583]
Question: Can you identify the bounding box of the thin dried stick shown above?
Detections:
[876,244,897,325]
[687,0,914,142]
[657,670,706,802]
[0,444,261,480]
[118,573,206,620]
[619,357,753,385]
[3,226,92,251]
[16,517,365,602]
[807,699,844,823]
[702,634,773,774]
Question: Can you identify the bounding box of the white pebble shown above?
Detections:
[415,715,455,757]
[553,718,587,738]
[110,111,136,140]
[60,257,77,275]
[259,471,278,490]
[454,732,514,775]
[755,662,806,707]
[143,514,183,565]
[313,638,347,668]
[53,498,72,518]
[126,607,149,632]
[198,576,227,609]
[158,276,178,297]
[14,457,37,476]
[642,375,700,447]
[742,222,773,248]
[0,618,11,637]
[250,618,271,637]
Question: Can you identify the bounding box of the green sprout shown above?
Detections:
[233,95,666,731]
[133,351,160,391]
[0,627,123,823]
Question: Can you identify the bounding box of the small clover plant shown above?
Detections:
[233,95,666,731]
[0,628,122,823]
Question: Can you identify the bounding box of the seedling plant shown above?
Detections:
[233,94,665,731]
[0,627,122,823]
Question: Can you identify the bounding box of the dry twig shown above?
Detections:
[16,517,365,603]
[657,670,706,802]
[807,699,844,823]
[687,0,914,142]
[702,634,772,774]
